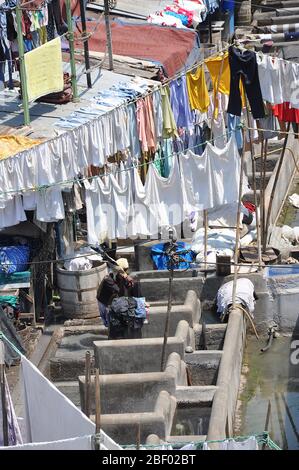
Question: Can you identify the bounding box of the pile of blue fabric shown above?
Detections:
[151,242,195,270]
[0,245,30,274]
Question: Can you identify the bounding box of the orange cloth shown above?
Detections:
[0,135,43,160]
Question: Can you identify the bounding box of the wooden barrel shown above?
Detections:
[57,262,108,319]
[235,1,252,26]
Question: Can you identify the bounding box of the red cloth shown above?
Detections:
[243,202,256,213]
[75,18,199,77]
[272,102,299,123]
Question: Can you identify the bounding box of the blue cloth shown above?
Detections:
[285,31,299,41]
[222,0,234,11]
[0,246,30,274]
[98,300,109,327]
[227,114,243,150]
[127,103,141,160]
[151,242,195,270]
[164,11,189,26]
[170,75,194,129]
[134,297,147,318]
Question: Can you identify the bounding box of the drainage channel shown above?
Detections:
[236,334,299,450]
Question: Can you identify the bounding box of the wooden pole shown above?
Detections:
[232,127,246,308]
[160,267,174,371]
[84,351,91,418]
[262,400,271,450]
[246,106,262,270]
[104,0,114,71]
[136,421,141,450]
[259,138,264,247]
[261,138,268,249]
[16,5,30,126]
[264,123,290,251]
[204,209,208,271]
[95,368,101,435]
[66,0,79,101]
[0,340,8,446]
[274,392,288,449]
[79,0,92,88]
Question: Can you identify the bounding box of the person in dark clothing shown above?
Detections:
[97,258,146,339]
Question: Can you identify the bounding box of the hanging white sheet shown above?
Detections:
[180,137,244,212]
[20,355,95,443]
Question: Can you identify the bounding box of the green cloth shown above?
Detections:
[0,271,31,285]
[0,295,19,307]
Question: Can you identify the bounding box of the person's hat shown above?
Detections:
[116,258,129,271]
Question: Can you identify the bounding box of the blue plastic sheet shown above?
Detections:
[151,242,195,270]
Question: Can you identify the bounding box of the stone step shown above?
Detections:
[254,153,280,172]
[166,435,207,444]
[242,189,261,205]
[247,171,273,189]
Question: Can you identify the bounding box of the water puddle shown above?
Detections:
[237,335,299,449]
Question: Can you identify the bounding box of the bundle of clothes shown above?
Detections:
[96,258,148,340]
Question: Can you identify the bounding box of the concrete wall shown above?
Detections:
[194,324,227,350]
[265,135,299,229]
[266,274,299,331]
[185,351,223,386]
[143,290,201,338]
[93,320,193,374]
[78,352,187,415]
[99,391,177,445]
[207,307,246,446]
[135,271,205,302]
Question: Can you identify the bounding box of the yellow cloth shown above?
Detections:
[24,37,64,102]
[38,26,47,45]
[186,64,210,113]
[0,135,43,160]
[161,86,178,139]
[205,52,231,96]
[205,52,246,114]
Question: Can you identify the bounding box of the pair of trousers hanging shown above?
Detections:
[227,46,265,119]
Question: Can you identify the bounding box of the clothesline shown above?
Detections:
[0,126,235,196]
[1,118,298,197]
[121,431,281,450]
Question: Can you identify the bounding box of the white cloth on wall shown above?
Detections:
[144,154,186,227]
[20,355,95,443]
[216,278,256,316]
[180,137,243,212]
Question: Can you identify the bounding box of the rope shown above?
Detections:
[120,431,281,449]
[0,331,24,358]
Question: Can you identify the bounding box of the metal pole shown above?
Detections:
[79,0,92,88]
[15,5,30,126]
[65,0,79,101]
[104,0,114,71]
[262,139,268,249]
[0,340,8,446]
[84,351,91,418]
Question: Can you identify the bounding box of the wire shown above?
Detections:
[0,125,239,196]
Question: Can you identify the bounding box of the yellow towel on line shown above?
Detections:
[0,135,43,160]
[24,37,64,103]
